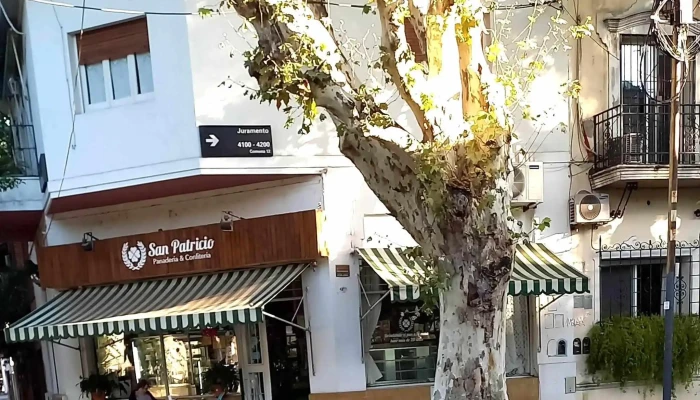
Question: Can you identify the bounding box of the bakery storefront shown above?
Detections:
[4,211,324,400]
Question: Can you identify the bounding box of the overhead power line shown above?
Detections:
[29,0,202,15]
[29,0,560,15]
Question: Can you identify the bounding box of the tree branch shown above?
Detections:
[376,0,434,141]
[224,0,444,253]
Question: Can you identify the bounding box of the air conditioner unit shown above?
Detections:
[512,162,544,206]
[622,132,646,164]
[569,190,611,225]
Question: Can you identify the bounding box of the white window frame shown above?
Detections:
[79,53,154,112]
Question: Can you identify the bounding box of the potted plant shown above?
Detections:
[78,373,119,400]
[203,362,240,396]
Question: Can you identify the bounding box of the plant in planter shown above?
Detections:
[78,373,122,400]
[203,362,239,395]
[587,315,700,388]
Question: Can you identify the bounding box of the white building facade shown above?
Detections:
[2,0,699,399]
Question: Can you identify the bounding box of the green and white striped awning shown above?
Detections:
[358,244,589,299]
[357,247,427,302]
[510,243,588,296]
[5,263,309,343]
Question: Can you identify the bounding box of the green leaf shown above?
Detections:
[537,217,551,232]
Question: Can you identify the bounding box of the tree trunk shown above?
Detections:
[434,273,509,400]
[432,189,513,400]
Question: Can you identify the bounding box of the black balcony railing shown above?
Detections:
[1,125,38,177]
[593,104,700,171]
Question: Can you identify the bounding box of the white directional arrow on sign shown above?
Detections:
[206,134,220,147]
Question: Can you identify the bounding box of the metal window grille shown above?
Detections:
[598,237,700,319]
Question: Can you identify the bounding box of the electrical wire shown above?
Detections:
[31,0,87,253]
[0,0,23,35]
[559,3,619,60]
[28,0,202,15]
[637,24,690,105]
[29,0,561,15]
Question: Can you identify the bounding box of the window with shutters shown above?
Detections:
[76,18,153,110]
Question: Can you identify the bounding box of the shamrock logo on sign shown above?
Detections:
[121,241,147,271]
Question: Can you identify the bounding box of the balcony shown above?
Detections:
[0,124,44,240]
[591,103,700,189]
[3,125,39,177]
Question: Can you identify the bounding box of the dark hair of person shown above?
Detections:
[136,379,150,390]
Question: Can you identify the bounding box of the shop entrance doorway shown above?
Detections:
[236,323,273,400]
[265,299,311,400]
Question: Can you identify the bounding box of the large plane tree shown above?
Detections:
[207,0,591,397]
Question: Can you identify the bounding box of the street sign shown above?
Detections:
[199,125,273,158]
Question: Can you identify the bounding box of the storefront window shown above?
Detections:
[361,266,534,387]
[96,335,134,397]
[132,336,168,396]
[162,335,192,397]
[505,295,532,377]
[367,297,439,386]
[96,330,240,398]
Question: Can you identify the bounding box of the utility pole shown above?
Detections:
[663,0,690,398]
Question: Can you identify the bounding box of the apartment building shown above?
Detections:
[3,0,700,399]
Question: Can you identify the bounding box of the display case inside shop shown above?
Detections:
[370,345,437,384]
[368,301,439,386]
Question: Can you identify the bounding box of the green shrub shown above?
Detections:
[587,315,700,388]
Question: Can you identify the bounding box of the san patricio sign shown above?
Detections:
[121,237,216,270]
[37,210,324,290]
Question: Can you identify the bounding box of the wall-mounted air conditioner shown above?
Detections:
[512,162,544,206]
[569,190,611,225]
[622,132,646,164]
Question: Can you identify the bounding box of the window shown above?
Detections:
[95,331,241,398]
[360,265,533,386]
[76,18,153,110]
[618,35,696,164]
[600,259,663,319]
[505,294,532,376]
[360,266,437,387]
[599,250,700,319]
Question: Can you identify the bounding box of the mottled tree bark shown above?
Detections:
[433,187,512,400]
[224,0,515,398]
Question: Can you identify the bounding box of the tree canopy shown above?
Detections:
[202,0,591,397]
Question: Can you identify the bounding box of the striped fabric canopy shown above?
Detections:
[359,244,589,299]
[5,263,309,343]
[357,247,427,301]
[510,243,588,296]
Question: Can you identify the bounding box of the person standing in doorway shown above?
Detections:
[129,380,156,400]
